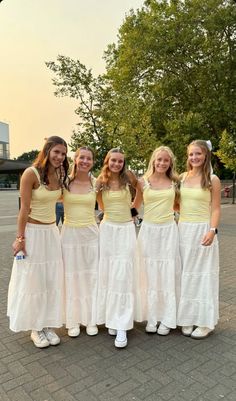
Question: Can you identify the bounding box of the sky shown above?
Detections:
[0,0,144,158]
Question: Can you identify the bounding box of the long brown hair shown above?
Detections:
[33,136,69,187]
[187,140,212,190]
[97,148,137,190]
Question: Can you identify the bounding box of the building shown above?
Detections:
[0,122,30,184]
[0,121,10,159]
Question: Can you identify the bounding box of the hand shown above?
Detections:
[12,239,26,257]
[201,231,215,246]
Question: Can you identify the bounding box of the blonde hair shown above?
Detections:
[69,146,94,184]
[187,140,212,189]
[144,146,178,182]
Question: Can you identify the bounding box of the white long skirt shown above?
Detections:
[7,223,64,332]
[136,221,181,328]
[97,221,136,330]
[177,222,219,330]
[61,224,99,328]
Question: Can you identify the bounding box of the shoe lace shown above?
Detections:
[116,330,126,341]
[38,331,47,341]
[43,328,55,339]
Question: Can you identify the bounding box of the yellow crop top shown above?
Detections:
[142,179,175,224]
[179,174,211,223]
[63,186,97,227]
[28,167,61,223]
[102,187,132,223]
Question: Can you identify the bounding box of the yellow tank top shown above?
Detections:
[179,174,211,222]
[63,183,97,227]
[143,179,175,224]
[28,167,61,223]
[102,187,132,223]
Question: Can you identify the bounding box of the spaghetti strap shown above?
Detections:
[30,166,41,184]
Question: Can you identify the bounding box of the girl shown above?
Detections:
[96,148,140,348]
[177,140,221,339]
[7,136,69,348]
[134,146,181,335]
[61,146,99,337]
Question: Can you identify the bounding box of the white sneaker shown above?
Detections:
[86,325,98,336]
[191,327,213,339]
[181,326,194,337]
[145,323,157,333]
[68,325,80,337]
[43,328,60,345]
[114,330,127,348]
[157,323,170,336]
[31,330,50,348]
[108,328,117,336]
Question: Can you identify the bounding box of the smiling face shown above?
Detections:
[187,145,206,169]
[154,150,171,174]
[48,144,67,169]
[108,152,125,174]
[75,148,94,173]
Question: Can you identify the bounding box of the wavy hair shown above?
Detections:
[97,148,137,190]
[144,146,178,183]
[33,136,69,187]
[144,145,179,203]
[187,140,212,189]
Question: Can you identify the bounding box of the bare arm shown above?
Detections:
[132,178,144,209]
[12,168,35,256]
[201,176,221,246]
[96,180,104,211]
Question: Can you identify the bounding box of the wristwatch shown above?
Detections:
[210,227,218,234]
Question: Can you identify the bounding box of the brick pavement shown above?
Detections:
[0,191,236,401]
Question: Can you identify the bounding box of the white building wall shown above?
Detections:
[0,122,10,159]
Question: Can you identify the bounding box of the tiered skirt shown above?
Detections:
[7,223,65,332]
[61,224,99,328]
[177,222,219,329]
[97,221,136,330]
[136,221,181,328]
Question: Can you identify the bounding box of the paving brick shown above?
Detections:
[0,193,236,401]
[110,379,141,397]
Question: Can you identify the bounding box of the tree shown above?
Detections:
[47,0,236,172]
[104,0,236,170]
[16,150,39,163]
[216,130,236,172]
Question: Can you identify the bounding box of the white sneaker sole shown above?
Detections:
[157,329,170,336]
[86,327,98,336]
[68,329,80,337]
[30,336,50,348]
[114,339,127,348]
[145,326,157,333]
[191,330,213,340]
[48,338,60,346]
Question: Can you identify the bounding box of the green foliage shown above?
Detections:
[216,129,236,171]
[17,150,39,163]
[46,0,236,172]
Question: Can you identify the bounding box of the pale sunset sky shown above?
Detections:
[0,0,144,158]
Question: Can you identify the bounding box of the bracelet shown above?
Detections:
[16,236,25,243]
